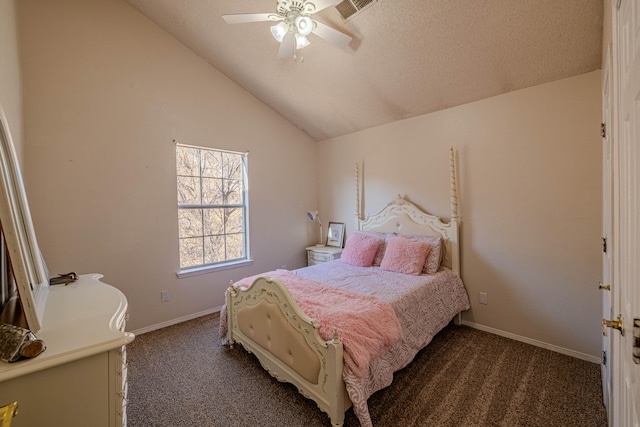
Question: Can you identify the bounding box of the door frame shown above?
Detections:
[601,41,613,422]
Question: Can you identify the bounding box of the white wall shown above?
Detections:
[18,0,318,331]
[318,71,603,359]
[0,0,24,163]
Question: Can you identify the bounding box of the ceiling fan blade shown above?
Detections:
[222,13,279,24]
[312,21,352,48]
[277,33,295,59]
[305,0,341,13]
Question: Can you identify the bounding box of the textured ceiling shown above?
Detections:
[125,0,603,141]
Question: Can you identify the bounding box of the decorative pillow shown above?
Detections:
[399,234,444,274]
[380,236,431,275]
[340,233,381,267]
[352,231,387,266]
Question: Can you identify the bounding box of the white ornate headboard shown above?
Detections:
[354,147,460,275]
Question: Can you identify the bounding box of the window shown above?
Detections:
[176,144,249,273]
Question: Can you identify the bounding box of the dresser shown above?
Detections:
[0,274,134,427]
[306,245,343,266]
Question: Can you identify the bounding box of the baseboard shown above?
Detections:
[460,320,601,364]
[132,306,223,335]
[132,310,600,364]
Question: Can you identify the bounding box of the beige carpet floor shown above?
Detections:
[125,314,607,427]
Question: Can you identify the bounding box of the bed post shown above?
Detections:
[449,147,463,325]
[327,328,346,427]
[226,281,236,348]
[449,147,460,275]
[449,146,458,224]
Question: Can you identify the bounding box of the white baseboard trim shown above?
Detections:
[131,310,600,364]
[460,320,601,364]
[132,306,223,336]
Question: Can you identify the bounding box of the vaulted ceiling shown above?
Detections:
[125,0,603,141]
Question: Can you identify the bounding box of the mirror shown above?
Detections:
[0,103,48,331]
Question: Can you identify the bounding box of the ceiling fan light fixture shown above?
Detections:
[270,22,289,42]
[295,33,310,49]
[295,16,313,36]
[223,0,352,60]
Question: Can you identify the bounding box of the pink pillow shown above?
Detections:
[341,233,381,267]
[352,231,387,266]
[380,237,432,275]
[423,237,443,274]
[400,234,444,274]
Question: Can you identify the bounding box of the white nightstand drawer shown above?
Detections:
[306,246,342,266]
[309,251,333,263]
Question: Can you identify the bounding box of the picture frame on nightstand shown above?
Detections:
[326,222,345,248]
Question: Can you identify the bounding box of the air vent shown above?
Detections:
[335,0,377,22]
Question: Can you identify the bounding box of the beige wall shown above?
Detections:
[15,0,603,358]
[18,0,318,331]
[0,0,24,163]
[318,71,603,358]
[602,0,613,69]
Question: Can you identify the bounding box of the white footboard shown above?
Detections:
[226,276,351,427]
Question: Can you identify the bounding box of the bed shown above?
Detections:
[220,148,470,427]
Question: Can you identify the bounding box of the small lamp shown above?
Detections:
[295,16,313,36]
[270,22,289,43]
[294,16,312,49]
[295,33,310,49]
[306,210,324,246]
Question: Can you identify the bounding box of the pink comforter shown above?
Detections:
[219,269,403,379]
[296,262,470,427]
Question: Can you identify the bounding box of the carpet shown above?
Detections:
[125,314,607,427]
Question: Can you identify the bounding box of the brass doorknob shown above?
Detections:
[603,314,624,336]
[598,282,611,291]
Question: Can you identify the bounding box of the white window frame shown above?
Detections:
[175,143,251,278]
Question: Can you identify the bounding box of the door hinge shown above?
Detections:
[602,350,607,366]
[634,318,639,365]
[598,282,611,291]
[601,122,606,138]
[602,237,607,253]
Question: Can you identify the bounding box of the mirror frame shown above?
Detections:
[0,103,48,331]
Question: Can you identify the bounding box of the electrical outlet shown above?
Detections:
[282,264,287,270]
[479,292,488,305]
[161,290,169,302]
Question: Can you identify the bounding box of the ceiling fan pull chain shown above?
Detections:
[293,39,304,63]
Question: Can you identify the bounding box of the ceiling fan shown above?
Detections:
[222,0,353,60]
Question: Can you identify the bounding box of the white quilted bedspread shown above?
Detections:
[295,261,470,427]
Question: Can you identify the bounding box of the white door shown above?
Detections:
[601,43,613,419]
[612,1,640,426]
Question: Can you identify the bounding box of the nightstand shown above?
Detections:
[306,246,342,266]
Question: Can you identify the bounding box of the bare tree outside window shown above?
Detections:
[176,144,248,270]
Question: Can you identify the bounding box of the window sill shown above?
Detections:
[177,259,254,278]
